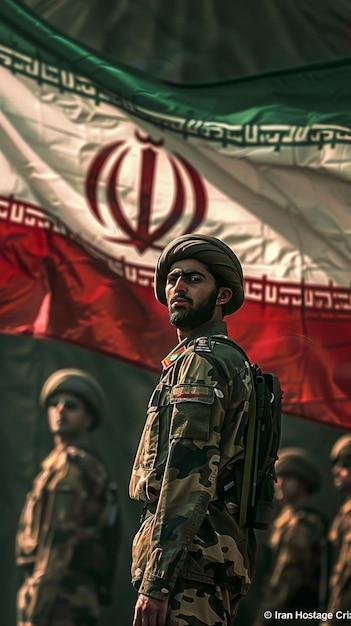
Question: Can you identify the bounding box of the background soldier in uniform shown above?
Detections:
[325,434,351,624]
[16,369,118,626]
[254,447,326,626]
[129,234,257,626]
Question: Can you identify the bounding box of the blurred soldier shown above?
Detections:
[16,369,119,626]
[129,234,257,626]
[254,447,326,626]
[325,434,351,624]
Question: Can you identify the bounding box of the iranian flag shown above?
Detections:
[0,0,350,428]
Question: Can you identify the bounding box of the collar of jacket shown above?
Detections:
[161,319,228,370]
[41,438,92,470]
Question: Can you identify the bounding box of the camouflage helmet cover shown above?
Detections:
[276,447,322,493]
[330,434,351,463]
[39,368,106,429]
[154,234,244,316]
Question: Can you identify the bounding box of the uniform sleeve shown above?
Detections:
[260,513,323,612]
[328,512,351,613]
[17,453,107,625]
[138,350,251,601]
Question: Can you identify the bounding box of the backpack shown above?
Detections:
[214,336,282,530]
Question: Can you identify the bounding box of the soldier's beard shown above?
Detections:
[169,288,218,330]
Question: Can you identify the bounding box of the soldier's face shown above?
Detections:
[47,392,93,437]
[276,474,305,503]
[331,458,351,493]
[165,259,223,330]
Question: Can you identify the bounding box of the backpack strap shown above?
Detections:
[211,335,257,528]
[239,390,257,527]
[211,334,250,363]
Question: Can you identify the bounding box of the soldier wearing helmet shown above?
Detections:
[16,369,116,626]
[129,234,256,626]
[325,434,351,623]
[254,447,326,626]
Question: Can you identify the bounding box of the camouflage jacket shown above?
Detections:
[327,496,351,614]
[129,320,256,602]
[16,442,109,625]
[259,502,326,614]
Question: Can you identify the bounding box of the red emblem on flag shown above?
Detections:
[85,132,207,252]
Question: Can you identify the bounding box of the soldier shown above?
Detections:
[129,234,257,626]
[325,434,351,624]
[16,369,117,626]
[254,447,326,626]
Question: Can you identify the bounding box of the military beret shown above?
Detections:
[154,234,244,316]
[276,447,322,493]
[330,435,351,463]
[39,369,106,430]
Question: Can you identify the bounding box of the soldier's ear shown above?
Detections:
[216,287,232,306]
[85,412,95,431]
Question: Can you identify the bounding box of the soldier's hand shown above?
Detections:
[133,593,169,626]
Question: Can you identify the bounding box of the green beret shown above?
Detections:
[330,435,351,462]
[276,447,322,493]
[155,234,244,316]
[39,369,106,430]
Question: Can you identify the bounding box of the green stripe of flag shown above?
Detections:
[1,0,351,145]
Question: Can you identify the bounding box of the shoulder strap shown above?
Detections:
[212,335,257,528]
[211,334,251,362]
[239,392,257,527]
[67,446,108,496]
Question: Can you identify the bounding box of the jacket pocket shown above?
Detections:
[140,384,171,470]
[131,514,154,584]
[140,407,160,470]
[170,384,214,440]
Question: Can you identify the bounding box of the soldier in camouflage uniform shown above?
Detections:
[254,448,326,626]
[129,234,257,626]
[16,369,114,626]
[325,434,351,624]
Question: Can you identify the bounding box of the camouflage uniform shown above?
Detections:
[325,435,351,624]
[257,449,325,626]
[129,319,256,625]
[258,503,326,625]
[327,497,351,621]
[16,442,109,626]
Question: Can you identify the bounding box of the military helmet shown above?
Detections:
[39,368,106,430]
[276,447,321,493]
[330,434,351,464]
[155,234,244,315]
